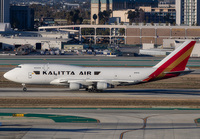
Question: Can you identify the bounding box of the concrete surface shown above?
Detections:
[0,108,200,139]
[0,88,200,99]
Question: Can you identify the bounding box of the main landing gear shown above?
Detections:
[86,86,103,92]
[22,84,27,91]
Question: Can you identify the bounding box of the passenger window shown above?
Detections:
[16,66,22,68]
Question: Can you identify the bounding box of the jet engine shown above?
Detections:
[69,83,81,90]
[97,82,114,90]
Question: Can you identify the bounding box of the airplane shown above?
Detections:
[3,40,196,92]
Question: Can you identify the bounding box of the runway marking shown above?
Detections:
[120,114,200,139]
[119,115,158,139]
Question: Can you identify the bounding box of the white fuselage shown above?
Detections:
[4,64,156,86]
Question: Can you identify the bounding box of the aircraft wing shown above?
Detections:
[85,79,137,85]
[50,79,87,85]
[50,78,138,86]
[84,79,139,87]
[50,78,69,85]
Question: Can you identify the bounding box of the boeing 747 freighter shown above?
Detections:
[4,41,196,92]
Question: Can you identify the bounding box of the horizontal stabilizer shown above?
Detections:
[164,70,194,75]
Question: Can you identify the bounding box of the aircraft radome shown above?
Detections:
[4,41,196,92]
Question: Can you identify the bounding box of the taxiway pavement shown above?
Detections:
[0,108,200,139]
[0,56,200,67]
[0,88,200,99]
[1,88,200,138]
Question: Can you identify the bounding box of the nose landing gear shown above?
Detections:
[22,84,27,91]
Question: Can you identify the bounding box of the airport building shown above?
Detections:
[176,0,200,26]
[0,0,10,23]
[0,31,71,52]
[0,36,70,51]
[91,0,158,24]
[39,24,200,46]
[126,25,200,45]
[140,3,176,24]
[0,23,11,32]
[10,6,34,30]
[113,4,176,24]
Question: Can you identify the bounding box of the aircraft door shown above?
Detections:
[28,72,32,79]
[43,64,49,71]
[42,64,51,82]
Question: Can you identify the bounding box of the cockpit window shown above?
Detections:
[16,66,22,68]
[34,71,40,75]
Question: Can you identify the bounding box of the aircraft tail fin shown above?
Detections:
[143,41,196,82]
[153,41,196,70]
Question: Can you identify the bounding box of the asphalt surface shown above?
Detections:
[0,55,200,67]
[0,84,200,139]
[1,88,200,99]
[0,108,200,139]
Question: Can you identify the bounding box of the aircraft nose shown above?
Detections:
[4,71,12,81]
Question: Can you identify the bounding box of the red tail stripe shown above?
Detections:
[170,56,190,72]
[149,41,195,78]
[163,73,179,79]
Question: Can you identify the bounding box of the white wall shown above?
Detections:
[142,43,154,49]
[0,37,63,50]
[112,10,130,23]
[163,39,194,48]
[190,43,200,57]
[176,0,181,25]
[40,32,69,39]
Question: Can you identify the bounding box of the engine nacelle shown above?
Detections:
[69,83,80,90]
[97,82,114,90]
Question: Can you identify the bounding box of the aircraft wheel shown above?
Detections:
[88,89,92,92]
[97,89,103,93]
[23,87,27,92]
[88,88,96,92]
[22,84,27,92]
